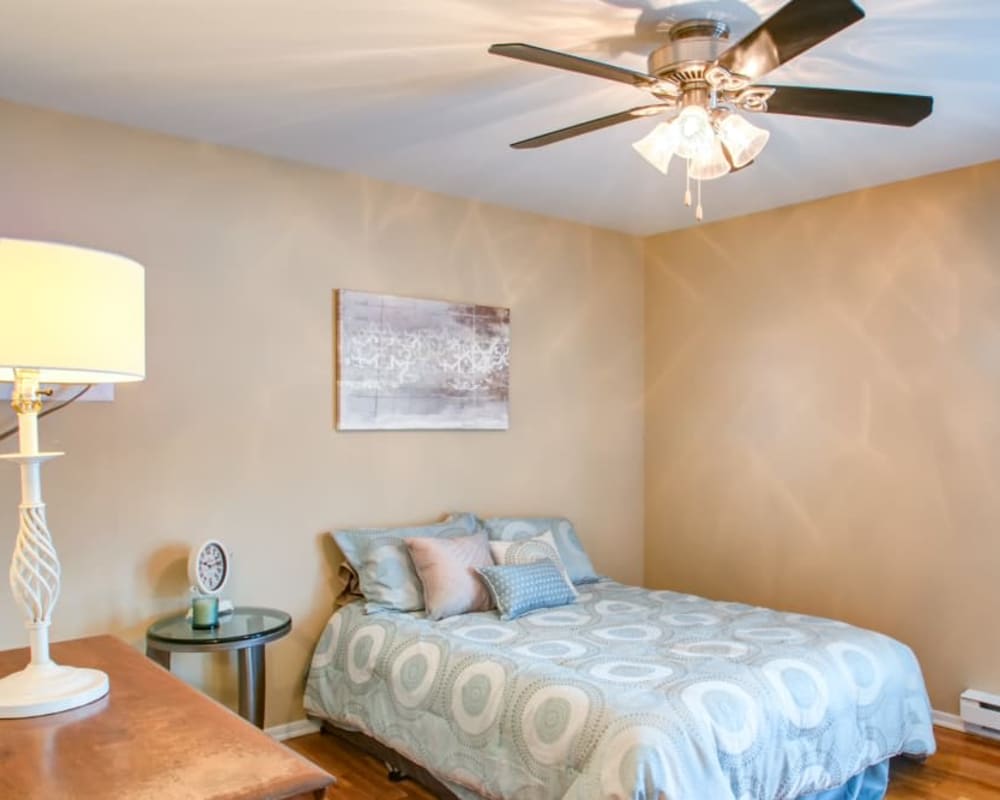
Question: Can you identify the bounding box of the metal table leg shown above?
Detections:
[145,645,171,670]
[238,644,266,727]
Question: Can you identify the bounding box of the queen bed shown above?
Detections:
[305,515,935,799]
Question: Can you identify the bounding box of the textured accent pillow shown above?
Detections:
[405,532,495,621]
[480,516,600,585]
[477,561,578,621]
[488,531,572,584]
[333,513,478,613]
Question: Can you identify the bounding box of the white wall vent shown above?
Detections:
[960,689,1000,732]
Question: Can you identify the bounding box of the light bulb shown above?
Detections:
[716,111,770,168]
[673,105,714,160]
[689,137,731,181]
[632,122,678,175]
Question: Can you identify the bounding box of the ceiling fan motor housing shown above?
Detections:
[648,19,731,91]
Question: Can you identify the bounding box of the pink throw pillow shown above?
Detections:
[405,532,495,620]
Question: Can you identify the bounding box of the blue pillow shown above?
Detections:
[479,516,600,585]
[334,513,478,613]
[477,561,578,621]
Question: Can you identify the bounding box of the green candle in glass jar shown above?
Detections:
[191,595,219,629]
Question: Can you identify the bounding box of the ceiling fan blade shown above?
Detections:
[758,86,933,126]
[511,105,670,149]
[489,43,656,88]
[715,0,865,81]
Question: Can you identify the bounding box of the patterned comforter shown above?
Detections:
[305,581,935,799]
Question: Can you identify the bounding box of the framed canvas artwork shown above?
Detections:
[336,289,510,430]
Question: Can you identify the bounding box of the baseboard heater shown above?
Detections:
[960,689,1000,732]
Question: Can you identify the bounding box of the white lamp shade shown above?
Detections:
[689,137,731,181]
[0,239,145,384]
[717,112,770,168]
[673,105,715,160]
[632,122,678,175]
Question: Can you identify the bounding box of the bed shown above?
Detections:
[304,578,935,799]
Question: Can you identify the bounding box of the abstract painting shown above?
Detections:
[336,290,510,430]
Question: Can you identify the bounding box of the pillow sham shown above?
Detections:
[405,531,495,621]
[488,530,572,581]
[333,513,478,613]
[480,516,600,585]
[477,560,578,621]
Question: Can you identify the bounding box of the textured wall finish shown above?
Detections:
[644,161,1000,713]
[0,100,644,726]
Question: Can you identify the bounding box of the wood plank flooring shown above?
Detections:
[286,726,1000,799]
[287,731,436,800]
[888,728,1000,799]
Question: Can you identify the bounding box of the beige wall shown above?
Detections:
[645,161,1000,713]
[0,101,645,726]
[3,93,994,726]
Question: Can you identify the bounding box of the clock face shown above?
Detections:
[192,540,229,594]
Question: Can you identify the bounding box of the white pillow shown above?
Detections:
[489,530,576,589]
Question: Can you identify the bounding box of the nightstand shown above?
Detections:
[145,606,291,727]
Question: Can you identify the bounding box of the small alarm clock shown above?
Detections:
[187,539,234,615]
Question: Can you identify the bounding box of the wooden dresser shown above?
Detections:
[0,635,333,799]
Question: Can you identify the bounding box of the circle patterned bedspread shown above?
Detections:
[305,580,935,800]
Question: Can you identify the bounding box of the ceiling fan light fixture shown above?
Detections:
[491,1,934,227]
[632,121,678,175]
[716,111,770,168]
[688,137,731,181]
[673,105,715,160]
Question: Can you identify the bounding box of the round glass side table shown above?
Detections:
[145,606,291,728]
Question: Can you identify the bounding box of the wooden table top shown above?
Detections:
[0,635,333,800]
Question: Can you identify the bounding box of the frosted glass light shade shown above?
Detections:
[632,122,678,174]
[0,239,145,384]
[717,112,770,168]
[689,137,731,181]
[673,105,715,160]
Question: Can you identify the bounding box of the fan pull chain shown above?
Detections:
[696,179,704,222]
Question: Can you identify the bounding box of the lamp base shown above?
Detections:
[0,661,109,718]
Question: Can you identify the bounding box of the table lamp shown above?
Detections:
[0,239,144,718]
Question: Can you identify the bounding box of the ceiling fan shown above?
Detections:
[489,0,933,219]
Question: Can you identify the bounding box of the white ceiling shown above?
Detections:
[1,0,998,235]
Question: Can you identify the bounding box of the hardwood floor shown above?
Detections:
[888,728,1000,799]
[287,731,436,800]
[286,726,1000,799]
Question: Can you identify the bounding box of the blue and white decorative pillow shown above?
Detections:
[479,516,600,585]
[333,513,478,613]
[488,531,575,586]
[477,560,578,621]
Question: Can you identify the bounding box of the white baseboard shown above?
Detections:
[266,718,322,741]
[933,708,1000,742]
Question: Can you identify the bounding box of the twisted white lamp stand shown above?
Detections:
[0,370,108,717]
